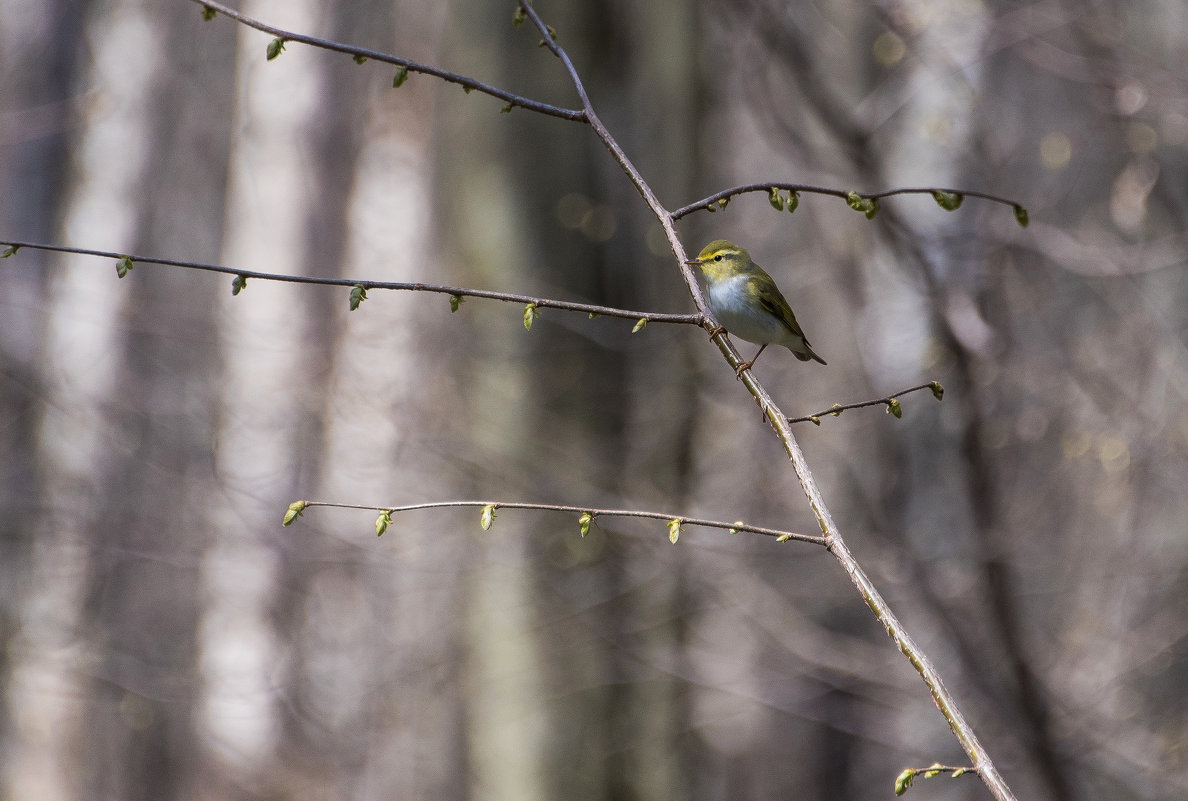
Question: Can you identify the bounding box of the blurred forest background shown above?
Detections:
[1,0,1186,799]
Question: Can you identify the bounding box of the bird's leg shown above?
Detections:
[707,324,727,339]
[734,344,767,378]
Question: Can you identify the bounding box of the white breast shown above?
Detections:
[707,274,787,346]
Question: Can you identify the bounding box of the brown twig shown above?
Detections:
[193,0,585,121]
[0,240,702,326]
[287,499,825,545]
[514,2,712,322]
[672,182,1024,220]
[788,382,944,425]
[895,764,978,796]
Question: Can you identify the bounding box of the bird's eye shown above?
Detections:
[714,254,722,261]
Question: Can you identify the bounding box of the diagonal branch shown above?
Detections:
[0,240,702,326]
[193,0,585,121]
[516,1,713,324]
[516,5,1018,800]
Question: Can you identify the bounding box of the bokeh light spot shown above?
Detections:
[1040,132,1072,169]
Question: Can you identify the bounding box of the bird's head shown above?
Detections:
[684,240,753,281]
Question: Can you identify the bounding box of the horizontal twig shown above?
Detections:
[894,763,977,796]
[192,0,585,121]
[901,764,975,775]
[672,182,1023,220]
[290,499,826,545]
[788,382,943,425]
[0,240,703,326]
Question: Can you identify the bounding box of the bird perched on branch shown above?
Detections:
[685,239,826,375]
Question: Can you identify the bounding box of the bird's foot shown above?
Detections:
[733,359,755,379]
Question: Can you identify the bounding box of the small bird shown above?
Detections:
[685,239,826,374]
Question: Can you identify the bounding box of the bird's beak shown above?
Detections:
[683,258,702,266]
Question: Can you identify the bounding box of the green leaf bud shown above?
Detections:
[449,294,463,313]
[231,274,247,296]
[887,398,902,418]
[349,284,368,310]
[116,255,134,278]
[846,192,879,218]
[667,518,682,544]
[578,512,592,537]
[282,500,307,527]
[894,768,917,796]
[480,504,496,530]
[266,38,286,61]
[376,510,392,536]
[393,65,408,87]
[929,381,944,401]
[1014,204,1029,227]
[932,191,964,211]
[632,317,647,333]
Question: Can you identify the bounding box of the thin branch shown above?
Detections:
[788,382,944,425]
[672,182,1024,220]
[183,4,1020,799]
[494,8,1023,800]
[290,499,826,545]
[514,7,1019,799]
[192,0,585,121]
[895,764,978,796]
[903,764,976,775]
[516,1,713,324]
[0,240,702,326]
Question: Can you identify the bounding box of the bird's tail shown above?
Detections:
[792,343,827,365]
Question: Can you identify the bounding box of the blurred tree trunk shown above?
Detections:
[0,0,89,792]
[434,1,702,798]
[66,2,234,797]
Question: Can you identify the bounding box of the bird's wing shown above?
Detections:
[758,290,807,338]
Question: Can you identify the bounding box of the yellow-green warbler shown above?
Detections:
[685,240,826,373]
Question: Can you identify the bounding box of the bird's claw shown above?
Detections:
[733,359,755,379]
[707,325,727,339]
